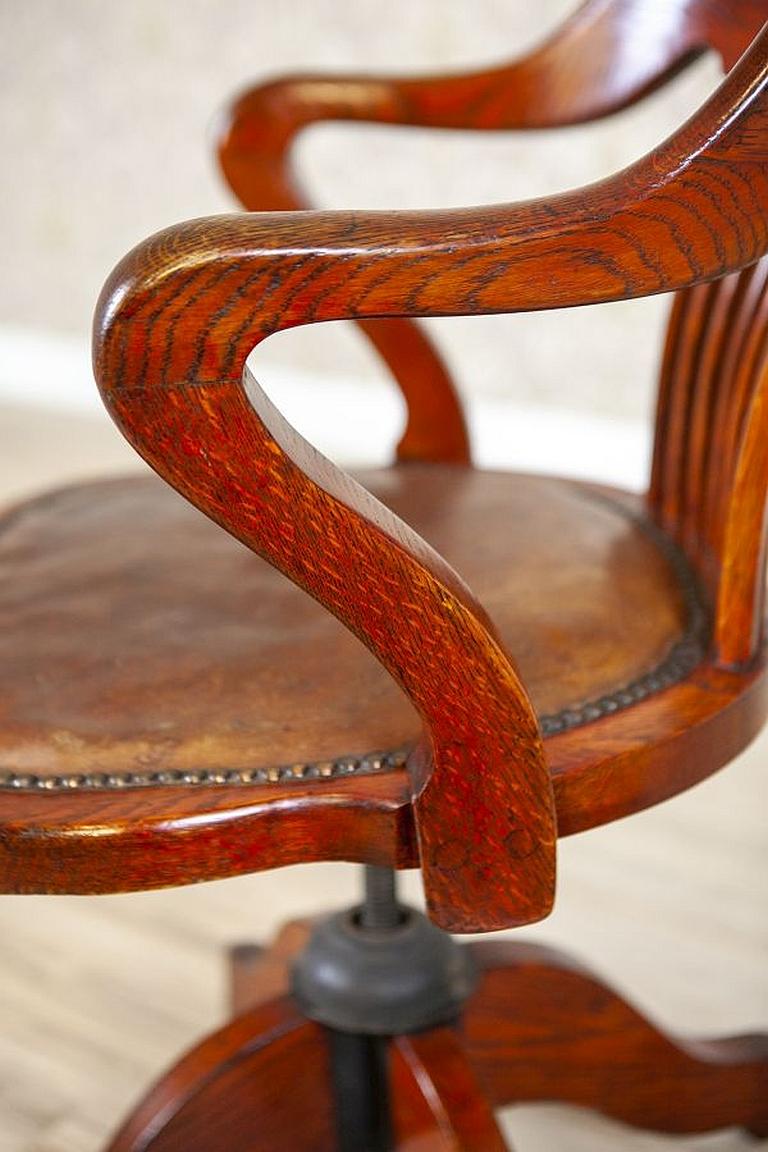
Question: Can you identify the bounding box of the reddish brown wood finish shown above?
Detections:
[230,920,313,1016]
[105,987,512,1152]
[650,256,768,665]
[94,283,561,932]
[0,8,765,923]
[463,940,768,1136]
[229,921,511,1151]
[92,28,768,930]
[105,996,336,1151]
[230,919,312,1015]
[84,11,768,1147]
[0,772,416,896]
[1,478,767,895]
[391,1030,510,1151]
[224,920,768,1143]
[217,0,767,463]
[2,646,766,896]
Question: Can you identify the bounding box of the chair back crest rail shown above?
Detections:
[93,19,768,932]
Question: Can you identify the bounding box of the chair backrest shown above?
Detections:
[651,258,768,666]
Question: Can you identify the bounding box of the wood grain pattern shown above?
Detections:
[3,8,768,1148]
[92,27,768,930]
[650,256,768,665]
[222,0,768,675]
[391,1029,510,1151]
[105,990,514,1152]
[222,919,768,1144]
[104,996,336,1151]
[0,20,765,918]
[217,0,768,466]
[94,274,562,932]
[0,655,766,895]
[463,939,768,1137]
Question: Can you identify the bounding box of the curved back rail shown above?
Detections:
[94,28,768,932]
[217,0,768,466]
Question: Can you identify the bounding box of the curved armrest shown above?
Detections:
[93,240,557,936]
[94,257,556,931]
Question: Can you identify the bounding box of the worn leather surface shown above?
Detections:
[0,466,690,777]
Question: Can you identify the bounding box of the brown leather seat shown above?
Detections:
[0,466,699,785]
[5,456,747,898]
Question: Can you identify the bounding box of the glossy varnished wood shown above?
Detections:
[105,996,336,1151]
[1,16,762,920]
[105,988,514,1152]
[2,6,766,1149]
[3,649,767,894]
[650,256,768,665]
[228,928,512,1151]
[223,919,768,1143]
[3,4,766,924]
[217,0,767,465]
[391,1030,510,1151]
[463,940,768,1137]
[92,26,768,930]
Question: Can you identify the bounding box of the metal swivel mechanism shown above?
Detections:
[290,866,478,1152]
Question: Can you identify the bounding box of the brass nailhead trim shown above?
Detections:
[0,750,410,793]
[534,493,709,738]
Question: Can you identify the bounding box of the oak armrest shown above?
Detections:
[93,220,557,935]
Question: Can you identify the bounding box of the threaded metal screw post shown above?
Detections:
[359,865,401,931]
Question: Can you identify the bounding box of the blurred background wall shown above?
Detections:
[0,1,722,426]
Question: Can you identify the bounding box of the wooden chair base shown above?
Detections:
[106,919,768,1150]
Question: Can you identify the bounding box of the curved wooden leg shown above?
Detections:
[391,1027,510,1151]
[229,918,312,1015]
[105,995,335,1152]
[462,940,768,1138]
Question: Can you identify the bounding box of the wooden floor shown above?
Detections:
[0,402,765,1151]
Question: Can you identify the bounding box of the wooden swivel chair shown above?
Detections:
[2,2,768,1147]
